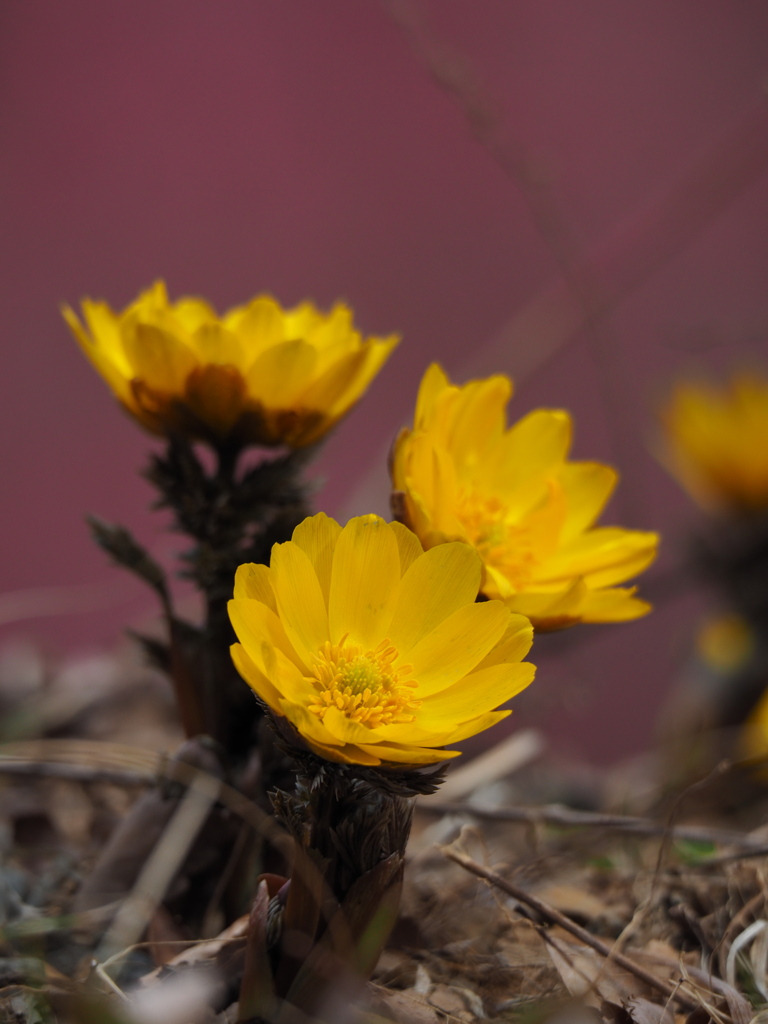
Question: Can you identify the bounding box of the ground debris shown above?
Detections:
[2,646,768,1023]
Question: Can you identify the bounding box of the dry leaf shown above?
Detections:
[536,884,624,928]
[547,934,647,1008]
[625,996,675,1024]
[367,983,445,1024]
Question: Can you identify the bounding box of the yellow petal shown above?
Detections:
[390,427,410,493]
[122,321,198,392]
[483,563,515,600]
[404,437,463,539]
[228,598,306,674]
[63,305,134,404]
[269,541,329,667]
[407,600,510,696]
[305,739,382,765]
[414,363,450,430]
[232,563,277,611]
[389,521,423,577]
[557,462,617,542]
[321,706,386,745]
[276,700,384,765]
[518,479,569,562]
[388,543,482,655]
[229,295,285,351]
[433,710,510,744]
[442,375,511,467]
[230,642,284,711]
[474,614,534,668]
[81,300,133,375]
[328,515,401,648]
[290,512,342,609]
[297,347,370,412]
[375,708,507,746]
[134,279,169,310]
[284,301,323,340]
[398,433,440,535]
[584,541,658,589]
[323,336,399,417]
[418,661,535,724]
[505,579,589,627]
[302,336,398,419]
[576,586,652,623]
[191,322,244,366]
[535,528,658,588]
[430,442,461,529]
[357,742,461,765]
[171,297,218,332]
[497,409,571,490]
[302,302,355,356]
[246,339,317,405]
[278,699,344,745]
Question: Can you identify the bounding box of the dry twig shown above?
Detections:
[425,800,764,852]
[443,844,701,1013]
[95,770,221,972]
[0,745,292,855]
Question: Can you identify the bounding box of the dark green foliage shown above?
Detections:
[87,515,169,606]
[87,436,315,754]
[145,436,313,603]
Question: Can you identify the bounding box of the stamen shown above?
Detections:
[456,488,537,589]
[306,637,420,728]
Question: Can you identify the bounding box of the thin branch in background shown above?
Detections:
[94,770,221,973]
[0,742,294,855]
[385,0,648,522]
[421,799,767,852]
[385,0,768,525]
[0,760,149,787]
[480,95,768,386]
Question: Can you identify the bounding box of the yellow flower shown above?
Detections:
[64,281,398,448]
[662,374,768,510]
[696,614,754,674]
[228,512,535,766]
[390,364,658,630]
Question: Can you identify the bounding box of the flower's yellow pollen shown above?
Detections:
[306,637,420,728]
[456,489,537,590]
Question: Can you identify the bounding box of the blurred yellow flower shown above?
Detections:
[64,281,398,448]
[391,364,658,630]
[696,614,754,674]
[662,374,768,510]
[228,512,535,766]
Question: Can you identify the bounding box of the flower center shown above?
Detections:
[456,489,537,590]
[306,636,420,728]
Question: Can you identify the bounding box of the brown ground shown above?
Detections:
[0,643,766,1024]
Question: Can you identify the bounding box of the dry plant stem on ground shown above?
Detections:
[421,800,768,852]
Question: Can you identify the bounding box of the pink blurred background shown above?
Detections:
[2,0,768,763]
